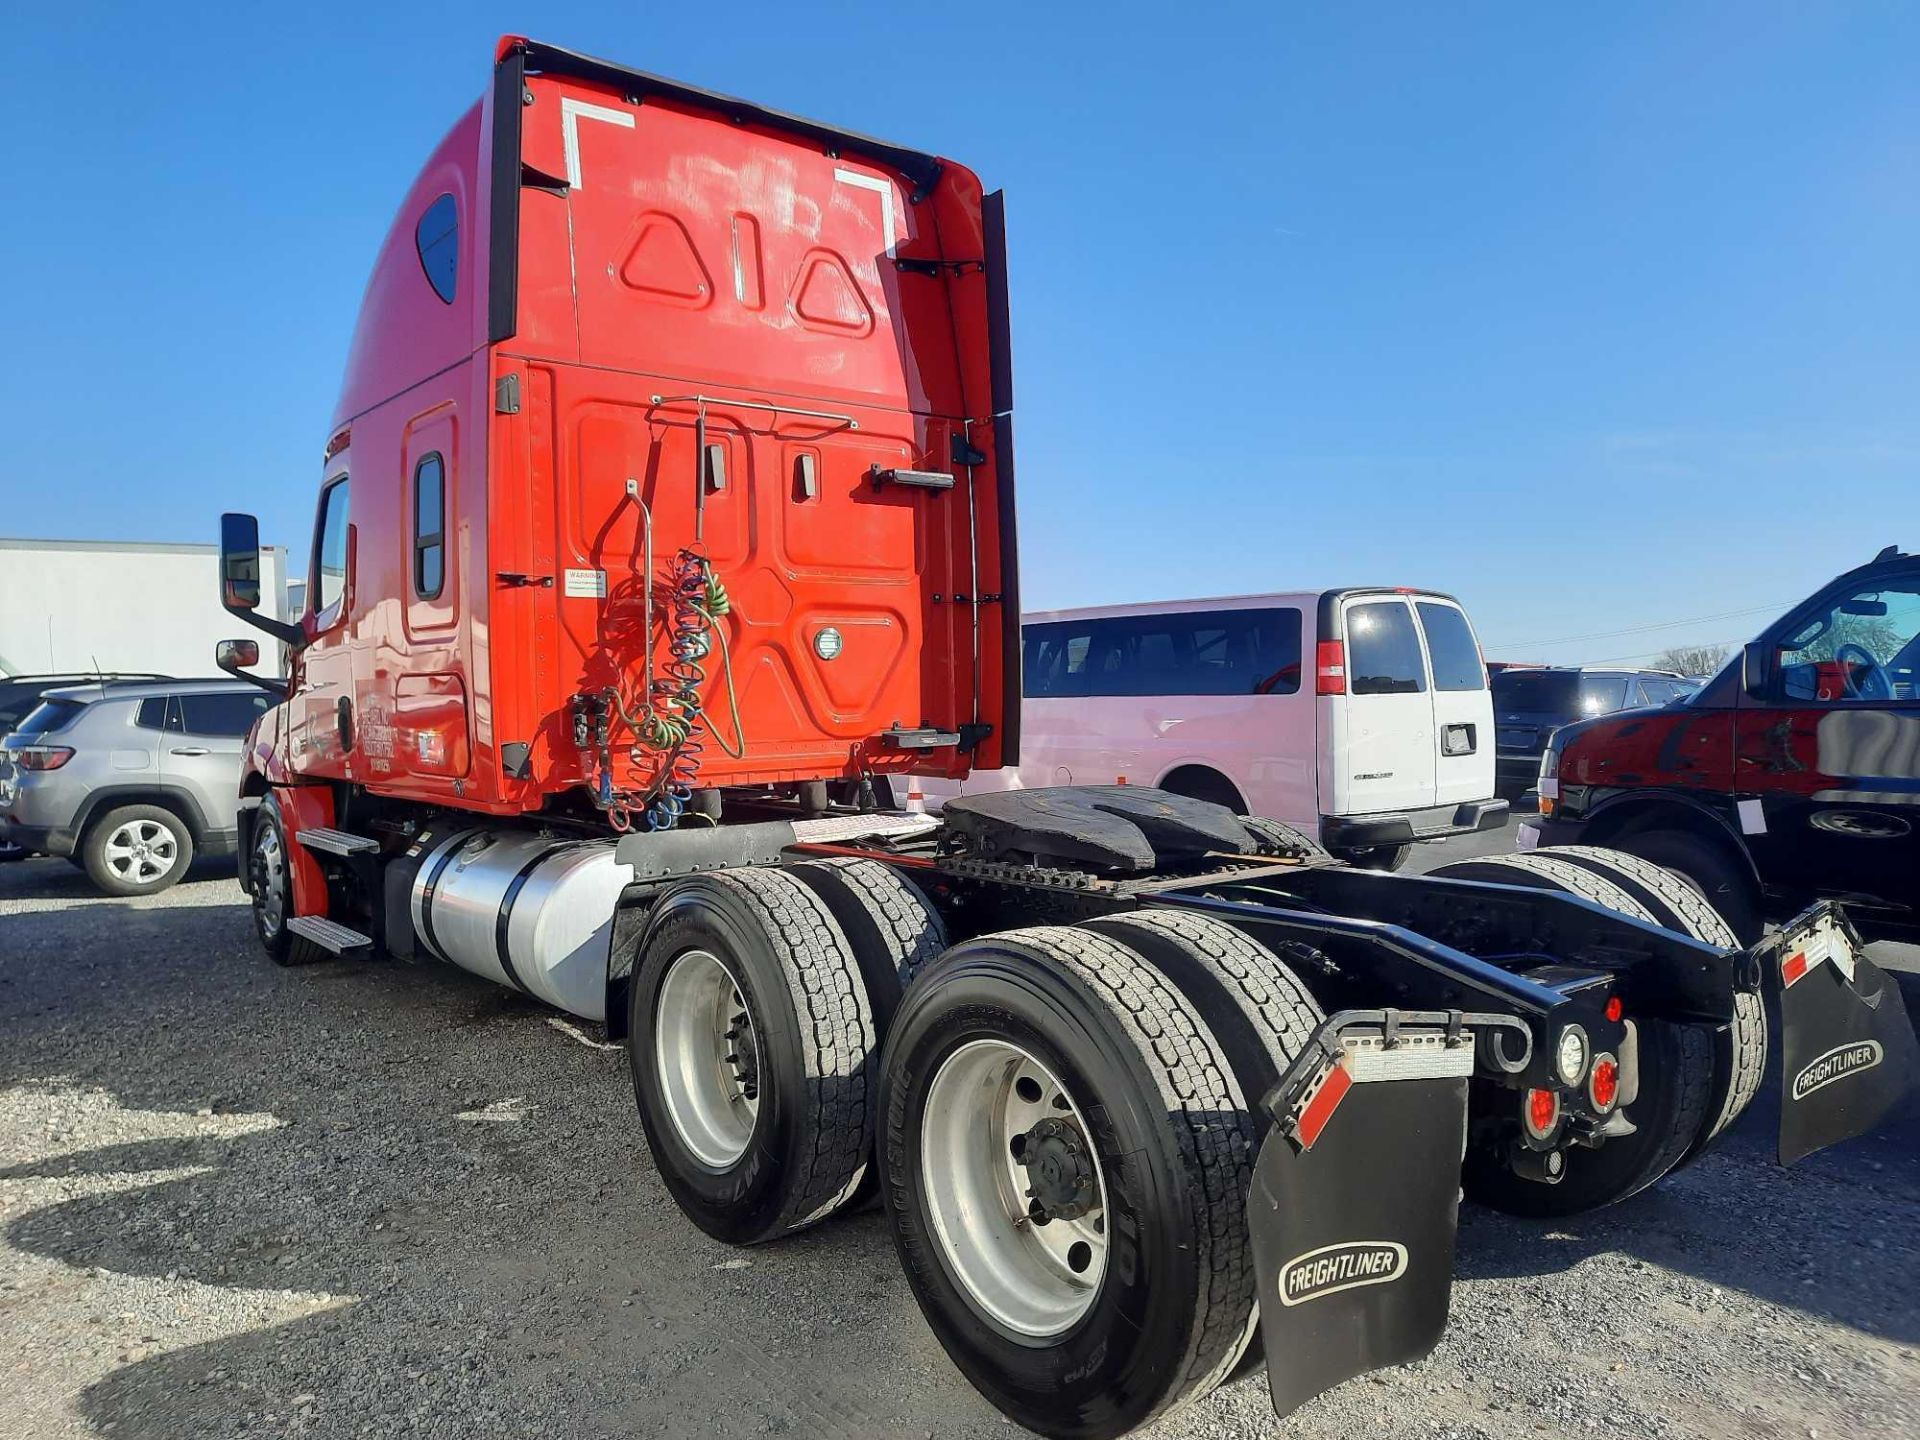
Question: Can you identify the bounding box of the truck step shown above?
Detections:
[295,827,380,856]
[286,915,374,954]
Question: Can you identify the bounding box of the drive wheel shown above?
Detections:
[1534,844,1766,1161]
[84,804,193,897]
[786,857,946,1035]
[1431,853,1713,1216]
[1083,909,1324,1384]
[629,867,876,1244]
[1612,828,1763,943]
[882,926,1257,1439]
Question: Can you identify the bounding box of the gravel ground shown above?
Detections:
[1,853,1915,1440]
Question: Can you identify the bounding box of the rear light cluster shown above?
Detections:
[13,747,74,771]
[1315,640,1347,695]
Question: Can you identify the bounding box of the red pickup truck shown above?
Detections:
[1532,546,1920,942]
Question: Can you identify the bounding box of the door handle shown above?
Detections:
[169,747,211,756]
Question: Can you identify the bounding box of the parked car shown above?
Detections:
[921,588,1507,869]
[0,672,171,861]
[1531,546,1920,941]
[0,677,272,894]
[1492,667,1700,799]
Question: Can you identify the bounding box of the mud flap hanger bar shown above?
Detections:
[1266,1008,1532,1150]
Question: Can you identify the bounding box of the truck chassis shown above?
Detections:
[234,781,1915,1438]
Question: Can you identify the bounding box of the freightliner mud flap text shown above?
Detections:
[1246,1009,1531,1419]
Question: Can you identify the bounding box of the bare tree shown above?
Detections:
[1651,643,1731,677]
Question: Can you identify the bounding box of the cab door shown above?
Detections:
[1330,596,1436,816]
[289,474,357,777]
[1737,562,1920,917]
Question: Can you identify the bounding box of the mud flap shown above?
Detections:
[1771,904,1918,1165]
[1248,1009,1530,1419]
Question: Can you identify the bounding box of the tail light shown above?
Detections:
[1588,1054,1620,1112]
[1522,1086,1561,1140]
[1315,640,1347,695]
[14,747,74,771]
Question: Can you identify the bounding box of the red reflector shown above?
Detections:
[1524,1087,1559,1137]
[1315,640,1347,696]
[1781,951,1809,988]
[1295,1061,1353,1150]
[1604,996,1623,1023]
[1590,1057,1619,1111]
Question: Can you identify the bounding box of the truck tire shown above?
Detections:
[1430,853,1713,1217]
[247,795,332,967]
[881,925,1258,1438]
[83,803,193,897]
[628,867,876,1244]
[1236,814,1330,862]
[1611,828,1763,944]
[1083,909,1324,1386]
[786,857,947,1035]
[1533,844,1766,1161]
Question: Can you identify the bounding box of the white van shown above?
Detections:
[924,589,1506,869]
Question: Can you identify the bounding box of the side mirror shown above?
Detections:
[216,637,287,698]
[216,638,260,670]
[1741,640,1771,700]
[218,513,304,649]
[220,512,263,612]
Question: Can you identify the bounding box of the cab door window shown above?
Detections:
[313,478,350,623]
[1777,577,1920,703]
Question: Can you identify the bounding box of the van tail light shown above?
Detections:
[15,747,75,771]
[1315,640,1347,695]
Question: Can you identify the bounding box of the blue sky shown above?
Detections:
[3,3,1914,665]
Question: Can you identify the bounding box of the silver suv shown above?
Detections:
[0,679,272,895]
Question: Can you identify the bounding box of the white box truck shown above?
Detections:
[0,537,289,679]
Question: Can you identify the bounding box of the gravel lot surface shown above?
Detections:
[2,848,1915,1440]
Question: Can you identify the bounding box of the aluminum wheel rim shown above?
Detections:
[655,949,760,1169]
[104,819,178,885]
[252,822,286,938]
[921,1039,1109,1339]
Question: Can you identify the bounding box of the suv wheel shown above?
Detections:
[84,804,193,896]
[1331,842,1412,871]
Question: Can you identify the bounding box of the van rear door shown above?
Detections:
[1412,597,1494,807]
[1330,595,1436,815]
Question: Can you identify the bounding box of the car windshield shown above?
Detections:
[1493,671,1628,717]
[10,697,87,737]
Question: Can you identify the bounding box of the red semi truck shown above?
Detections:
[211,38,1916,1438]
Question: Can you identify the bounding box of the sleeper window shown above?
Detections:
[416,193,458,304]
[413,453,446,599]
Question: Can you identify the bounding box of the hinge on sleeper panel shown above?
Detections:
[521,162,569,196]
[494,374,521,414]
[894,257,985,277]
